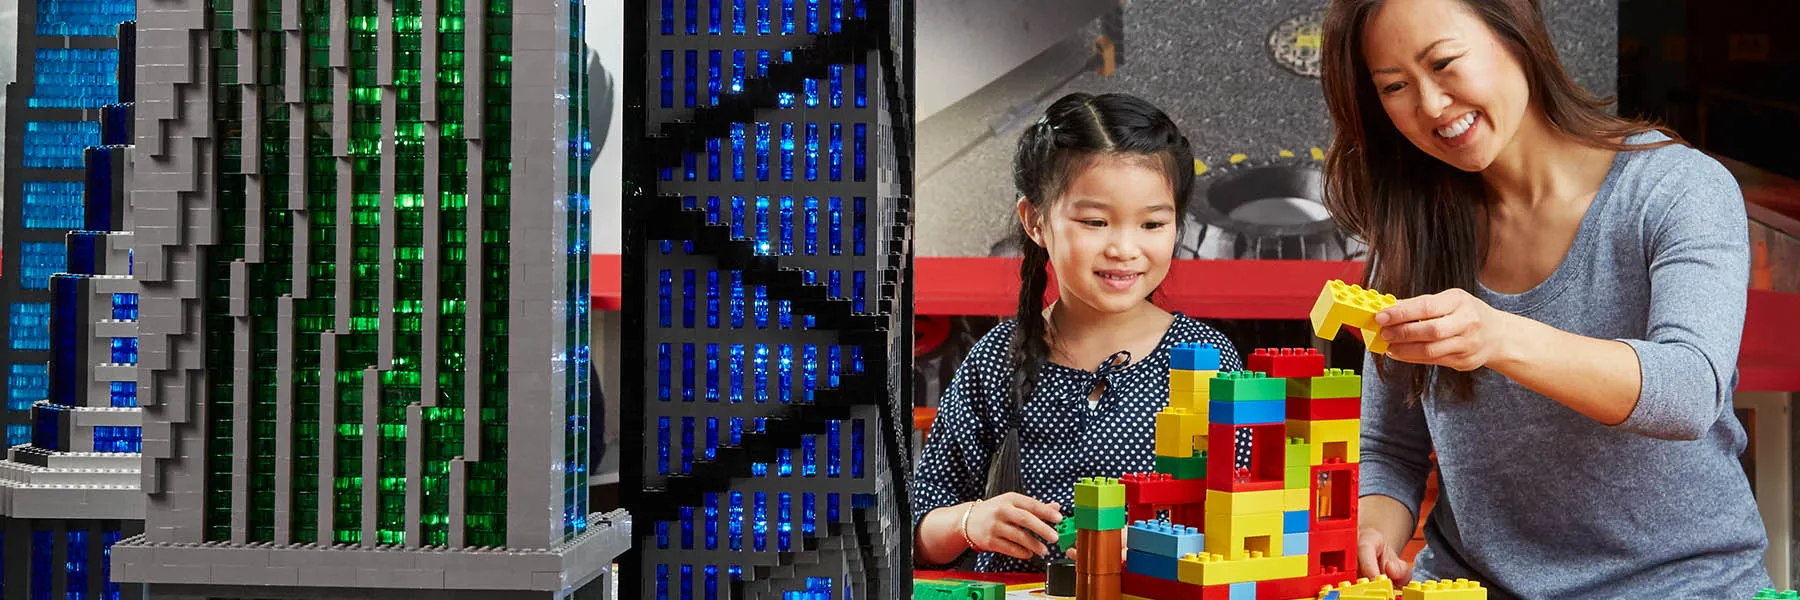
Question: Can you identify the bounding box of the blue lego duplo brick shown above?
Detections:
[1229,581,1256,600]
[1283,532,1308,556]
[1284,510,1309,534]
[1125,549,1181,581]
[1126,519,1203,558]
[1209,399,1285,425]
[1171,342,1221,371]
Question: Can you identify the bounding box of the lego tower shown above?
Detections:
[0,7,146,599]
[0,0,136,449]
[621,0,917,598]
[107,0,628,597]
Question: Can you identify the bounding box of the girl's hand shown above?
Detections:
[966,493,1064,560]
[1375,288,1515,372]
[1356,527,1414,588]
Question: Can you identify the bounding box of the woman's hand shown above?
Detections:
[1376,288,1516,372]
[965,493,1064,560]
[1356,527,1414,588]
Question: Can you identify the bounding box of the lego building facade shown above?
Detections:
[621,0,918,597]
[105,0,626,596]
[0,6,145,599]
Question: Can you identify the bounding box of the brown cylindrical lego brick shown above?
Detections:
[1075,573,1122,600]
[1088,528,1123,574]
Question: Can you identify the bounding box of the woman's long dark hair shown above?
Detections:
[1319,0,1680,403]
[985,92,1193,497]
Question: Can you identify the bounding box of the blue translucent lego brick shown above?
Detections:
[21,181,85,230]
[9,364,49,411]
[102,528,122,599]
[1230,581,1256,600]
[30,48,120,109]
[111,381,136,407]
[112,293,138,320]
[35,0,135,37]
[1172,342,1222,371]
[66,231,106,275]
[68,530,89,598]
[32,530,52,599]
[23,121,103,169]
[1127,519,1203,558]
[111,337,138,364]
[102,104,132,145]
[4,424,29,446]
[20,242,69,290]
[33,404,62,450]
[1124,549,1180,581]
[1210,399,1285,425]
[1283,531,1308,556]
[1284,510,1309,534]
[11,302,53,351]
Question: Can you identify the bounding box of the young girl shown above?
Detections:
[1321,0,1771,597]
[911,92,1243,572]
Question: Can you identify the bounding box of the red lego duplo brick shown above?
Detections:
[1309,527,1358,577]
[1206,422,1285,493]
[1121,571,1222,600]
[1247,348,1326,379]
[1286,397,1360,421]
[1123,472,1207,506]
[1309,461,1359,532]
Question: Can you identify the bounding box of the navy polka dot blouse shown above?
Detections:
[912,314,1241,572]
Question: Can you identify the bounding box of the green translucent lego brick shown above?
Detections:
[1287,368,1362,399]
[1285,466,1309,490]
[1212,371,1287,401]
[1155,451,1207,480]
[1074,505,1127,530]
[913,579,971,599]
[1075,476,1125,509]
[1286,438,1310,469]
[1055,517,1078,554]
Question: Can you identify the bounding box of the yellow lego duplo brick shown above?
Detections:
[1170,369,1219,394]
[1175,551,1308,586]
[1311,280,1397,354]
[1167,387,1207,412]
[1203,511,1285,559]
[1155,409,1207,458]
[1205,489,1284,516]
[1283,488,1308,511]
[1320,575,1398,600]
[1286,418,1361,464]
[1402,578,1488,600]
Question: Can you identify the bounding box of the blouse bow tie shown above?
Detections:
[1080,349,1133,408]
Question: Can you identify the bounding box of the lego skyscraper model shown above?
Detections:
[108,0,628,597]
[0,10,144,597]
[621,0,917,598]
[0,0,136,449]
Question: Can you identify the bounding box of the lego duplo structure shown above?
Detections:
[621,0,918,598]
[1072,344,1488,600]
[96,0,629,597]
[0,7,145,598]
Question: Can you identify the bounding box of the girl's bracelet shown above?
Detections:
[958,501,980,551]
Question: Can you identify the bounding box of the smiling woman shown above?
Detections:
[1320,0,1773,597]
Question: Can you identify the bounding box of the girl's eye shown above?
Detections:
[1080,219,1106,227]
[1380,81,1405,95]
[1143,221,1168,230]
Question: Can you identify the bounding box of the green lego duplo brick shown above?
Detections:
[1155,451,1207,479]
[1285,465,1309,489]
[913,579,971,599]
[1286,437,1309,469]
[1212,371,1287,401]
[1287,368,1361,399]
[1753,589,1800,600]
[960,580,1006,600]
[1074,505,1127,530]
[1074,476,1125,508]
[1055,517,1078,554]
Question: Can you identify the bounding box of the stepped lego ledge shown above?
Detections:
[110,509,631,596]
